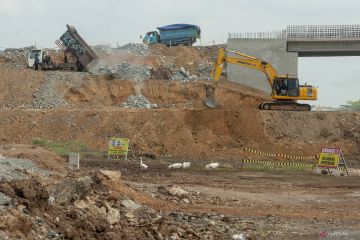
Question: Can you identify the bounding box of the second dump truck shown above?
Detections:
[143,24,201,46]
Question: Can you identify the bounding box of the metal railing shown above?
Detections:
[228,30,286,39]
[229,25,360,39]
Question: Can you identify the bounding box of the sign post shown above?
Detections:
[316,147,348,176]
[317,148,340,168]
[108,137,130,160]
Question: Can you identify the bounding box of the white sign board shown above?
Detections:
[68,153,80,169]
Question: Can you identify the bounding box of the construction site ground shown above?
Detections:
[0,45,359,239]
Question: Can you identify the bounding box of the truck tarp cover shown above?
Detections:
[157,24,199,31]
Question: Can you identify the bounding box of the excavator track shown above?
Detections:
[259,101,311,111]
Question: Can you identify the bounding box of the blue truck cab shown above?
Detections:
[143,24,201,46]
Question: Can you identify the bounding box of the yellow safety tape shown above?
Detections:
[242,147,319,160]
[243,159,315,168]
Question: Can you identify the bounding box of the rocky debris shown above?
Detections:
[232,233,246,240]
[0,192,12,206]
[0,46,34,68]
[52,176,93,204]
[0,157,50,181]
[98,170,121,182]
[103,201,121,225]
[122,95,158,109]
[0,231,9,240]
[97,63,152,82]
[31,71,87,109]
[117,43,149,56]
[160,186,189,199]
[97,65,117,75]
[73,199,87,209]
[0,158,357,239]
[31,72,69,109]
[151,65,173,80]
[196,63,213,77]
[115,62,152,81]
[171,67,198,83]
[121,199,142,211]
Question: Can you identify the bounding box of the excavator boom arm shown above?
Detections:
[212,48,278,87]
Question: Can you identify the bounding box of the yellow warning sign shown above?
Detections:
[317,153,340,168]
[108,138,129,156]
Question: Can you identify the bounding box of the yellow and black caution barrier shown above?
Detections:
[243,159,315,168]
[242,147,319,160]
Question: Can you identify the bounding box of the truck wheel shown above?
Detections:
[33,64,42,71]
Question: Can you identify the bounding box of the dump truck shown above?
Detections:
[28,25,98,71]
[143,24,201,46]
[27,49,80,71]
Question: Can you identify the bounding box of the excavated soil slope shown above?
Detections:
[0,108,359,165]
[0,45,359,165]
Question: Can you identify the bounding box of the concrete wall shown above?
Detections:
[227,38,298,94]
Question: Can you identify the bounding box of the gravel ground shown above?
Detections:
[122,95,158,109]
[31,71,87,109]
[0,156,50,180]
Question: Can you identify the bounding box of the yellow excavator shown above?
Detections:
[204,48,318,111]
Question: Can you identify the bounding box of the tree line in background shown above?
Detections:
[340,99,360,111]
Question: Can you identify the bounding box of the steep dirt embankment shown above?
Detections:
[0,68,43,108]
[0,109,359,163]
[262,111,360,166]
[64,78,268,109]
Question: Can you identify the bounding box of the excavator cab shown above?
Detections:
[273,77,300,97]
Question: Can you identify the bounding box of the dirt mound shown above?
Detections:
[0,68,44,109]
[0,44,267,112]
[0,144,66,171]
[63,76,268,109]
[0,178,49,210]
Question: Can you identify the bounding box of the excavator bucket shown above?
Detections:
[204,85,217,108]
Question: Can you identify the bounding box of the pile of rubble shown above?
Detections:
[0,157,253,240]
[31,71,87,109]
[115,63,152,81]
[117,43,149,56]
[0,46,34,68]
[122,95,158,109]
[97,63,152,82]
[0,156,50,181]
[171,67,198,83]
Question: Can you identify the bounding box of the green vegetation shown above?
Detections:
[340,99,360,111]
[32,138,90,157]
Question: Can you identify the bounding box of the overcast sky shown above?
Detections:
[0,0,359,107]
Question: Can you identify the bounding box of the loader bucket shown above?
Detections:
[204,85,217,108]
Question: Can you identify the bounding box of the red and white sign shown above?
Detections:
[321,147,340,154]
